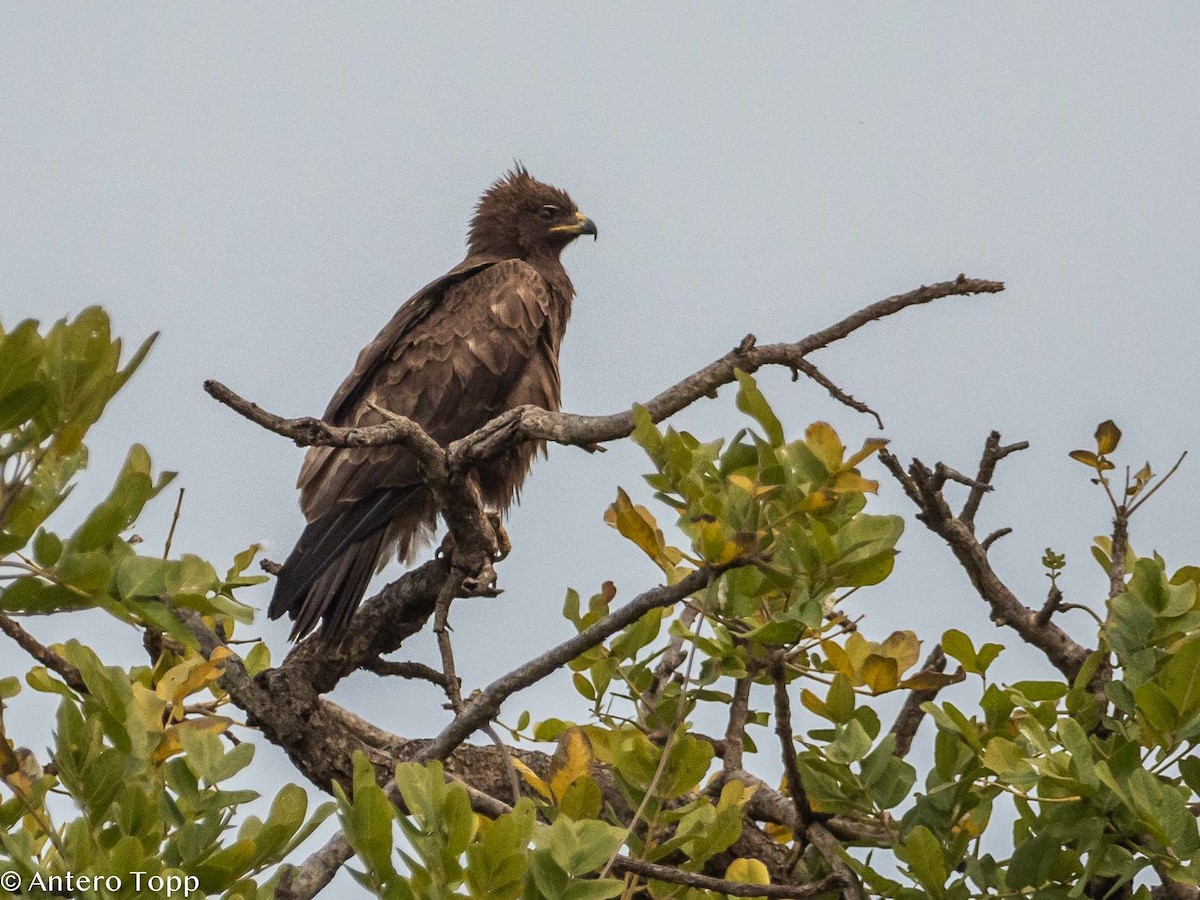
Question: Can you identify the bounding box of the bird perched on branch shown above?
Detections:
[268,166,597,643]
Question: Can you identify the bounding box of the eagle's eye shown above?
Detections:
[537,204,559,221]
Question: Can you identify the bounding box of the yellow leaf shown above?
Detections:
[1095,420,1122,455]
[844,633,871,672]
[831,471,879,495]
[881,631,921,674]
[798,490,834,512]
[548,727,594,803]
[862,655,900,693]
[1069,449,1114,472]
[764,821,793,844]
[718,778,750,810]
[151,716,235,763]
[605,488,682,579]
[727,474,756,493]
[726,857,771,886]
[844,437,890,470]
[805,422,845,472]
[821,640,855,680]
[155,656,225,715]
[900,669,966,691]
[510,758,551,800]
[800,688,830,719]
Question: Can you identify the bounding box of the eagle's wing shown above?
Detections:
[298,257,561,519]
[270,258,563,641]
[320,256,499,424]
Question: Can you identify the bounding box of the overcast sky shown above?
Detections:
[3,4,1199,891]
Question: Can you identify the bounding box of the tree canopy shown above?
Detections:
[3,291,1200,899]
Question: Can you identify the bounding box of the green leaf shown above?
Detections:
[982,738,1034,781]
[32,529,62,566]
[1135,682,1180,734]
[941,629,976,671]
[734,369,784,446]
[904,825,947,894]
[0,383,48,430]
[539,817,624,877]
[562,881,625,900]
[1161,637,1200,719]
[1007,834,1057,890]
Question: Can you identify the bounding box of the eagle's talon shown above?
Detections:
[486,512,512,561]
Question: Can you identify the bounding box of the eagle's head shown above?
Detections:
[468,165,597,259]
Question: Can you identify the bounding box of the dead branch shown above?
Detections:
[362,658,448,688]
[207,277,1004,470]
[878,444,1092,681]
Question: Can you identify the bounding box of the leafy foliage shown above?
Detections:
[6,308,1200,899]
[0,310,331,898]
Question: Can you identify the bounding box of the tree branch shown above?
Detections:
[416,567,713,764]
[889,645,948,758]
[0,612,86,693]
[878,445,1092,681]
[207,277,1004,470]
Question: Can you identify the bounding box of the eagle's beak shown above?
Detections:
[552,212,599,240]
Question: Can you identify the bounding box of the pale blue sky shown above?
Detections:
[3,5,1199,891]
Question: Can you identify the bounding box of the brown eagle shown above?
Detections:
[268,167,596,643]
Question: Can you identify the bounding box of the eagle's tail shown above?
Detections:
[268,485,420,644]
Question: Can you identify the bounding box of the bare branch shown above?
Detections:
[362,658,448,688]
[276,837,353,900]
[791,358,883,429]
[613,856,845,898]
[981,527,1012,551]
[889,645,948,758]
[807,821,867,900]
[417,567,713,764]
[960,431,1030,532]
[0,613,86,693]
[723,670,753,773]
[203,378,446,468]
[451,277,1004,467]
[879,445,1092,681]
[772,654,814,828]
[209,278,1002,470]
[1035,585,1064,628]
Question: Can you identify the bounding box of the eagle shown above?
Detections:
[268,167,596,643]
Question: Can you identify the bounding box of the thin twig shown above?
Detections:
[602,583,712,879]
[981,527,1012,551]
[1129,450,1188,514]
[612,856,845,898]
[163,487,185,559]
[791,359,883,429]
[960,432,1029,532]
[362,658,448,688]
